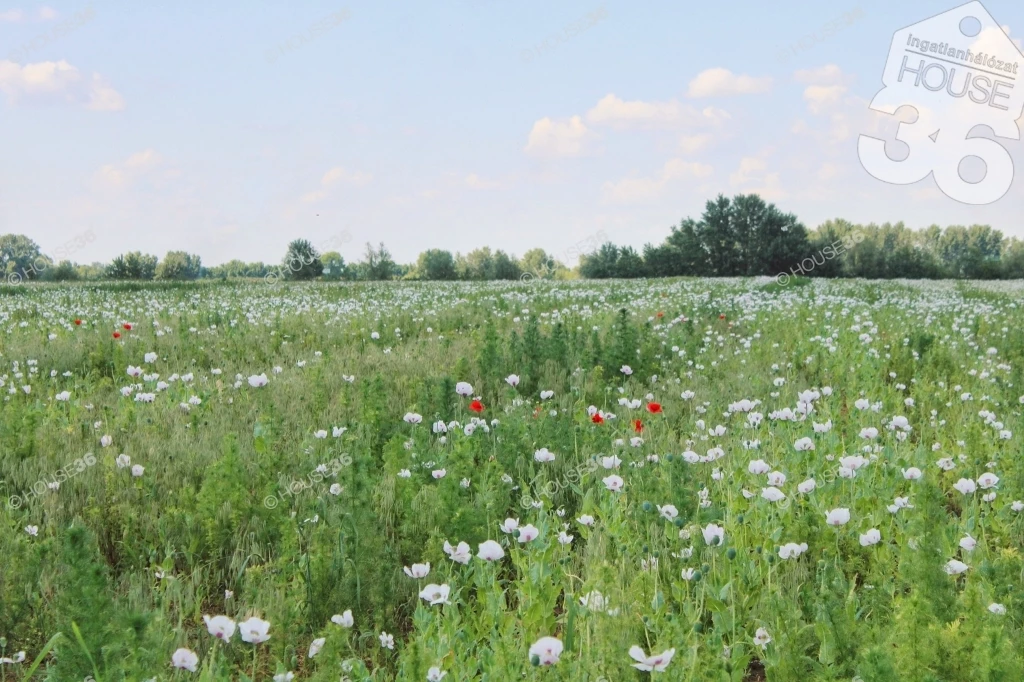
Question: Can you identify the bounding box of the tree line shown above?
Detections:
[4,193,1024,283]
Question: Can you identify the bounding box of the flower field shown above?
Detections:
[3,277,1024,681]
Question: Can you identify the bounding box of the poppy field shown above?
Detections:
[3,277,1024,681]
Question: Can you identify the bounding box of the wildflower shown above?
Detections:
[432,469,446,479]
[603,475,624,492]
[859,529,881,546]
[308,637,325,658]
[469,399,484,413]
[978,472,999,489]
[427,667,448,681]
[506,374,520,387]
[989,603,1007,615]
[578,514,595,526]
[203,615,236,641]
[620,365,633,375]
[761,487,786,502]
[902,467,923,480]
[331,610,354,627]
[825,508,851,526]
[455,382,474,396]
[779,542,808,559]
[658,504,678,521]
[418,584,451,605]
[404,412,423,424]
[171,648,199,672]
[748,459,770,475]
[499,518,519,534]
[944,559,969,575]
[529,636,563,665]
[534,448,555,462]
[380,632,394,649]
[959,535,977,551]
[517,524,540,542]
[238,617,271,644]
[647,402,662,414]
[131,464,145,477]
[477,540,505,561]
[601,455,622,469]
[629,646,676,672]
[248,374,269,387]
[793,437,815,451]
[403,562,430,579]
[753,628,771,648]
[25,525,38,536]
[443,540,471,564]
[953,478,977,495]
[702,523,724,546]
[798,478,816,493]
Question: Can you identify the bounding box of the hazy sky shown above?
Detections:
[2,0,1023,267]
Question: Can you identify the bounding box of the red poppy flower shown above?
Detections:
[633,419,643,433]
[112,332,121,339]
[74,319,82,325]
[647,402,662,414]
[719,314,726,320]
[591,413,604,424]
[468,399,484,413]
[123,323,132,330]
[656,311,664,318]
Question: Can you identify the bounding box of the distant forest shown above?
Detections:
[5,193,1024,284]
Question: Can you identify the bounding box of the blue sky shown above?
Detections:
[2,0,1023,267]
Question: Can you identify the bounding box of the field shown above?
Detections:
[2,277,1024,681]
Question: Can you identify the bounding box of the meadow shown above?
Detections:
[2,277,1024,681]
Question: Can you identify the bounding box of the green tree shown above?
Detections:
[44,260,80,281]
[456,247,495,280]
[492,250,522,280]
[282,239,323,280]
[321,251,346,280]
[0,234,48,282]
[106,252,158,280]
[360,242,396,281]
[416,249,457,280]
[155,251,202,280]
[579,243,619,279]
[520,248,556,279]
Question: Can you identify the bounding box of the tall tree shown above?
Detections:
[282,239,323,280]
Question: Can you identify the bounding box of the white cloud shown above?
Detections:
[585,93,729,129]
[0,60,124,110]
[321,166,372,186]
[793,64,848,86]
[0,9,23,22]
[729,155,785,200]
[803,85,847,115]
[94,149,162,190]
[1001,25,1023,51]
[525,115,592,157]
[679,134,713,154]
[465,173,501,189]
[38,6,57,20]
[686,68,772,97]
[601,157,713,203]
[301,166,372,202]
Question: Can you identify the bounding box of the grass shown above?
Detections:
[1,277,1024,681]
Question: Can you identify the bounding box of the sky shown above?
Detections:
[1,0,1023,267]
